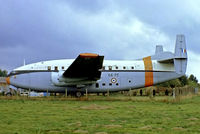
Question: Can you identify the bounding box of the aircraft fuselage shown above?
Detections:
[7,58,181,93]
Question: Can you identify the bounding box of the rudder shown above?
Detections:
[174,34,187,75]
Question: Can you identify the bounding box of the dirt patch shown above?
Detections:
[76,121,82,127]
[46,130,61,133]
[139,125,152,130]
[110,119,115,122]
[104,124,122,128]
[188,122,196,125]
[121,120,127,123]
[73,130,88,134]
[187,117,199,121]
[172,127,185,131]
[80,104,111,110]
[95,132,108,134]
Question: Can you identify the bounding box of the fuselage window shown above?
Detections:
[116,83,119,86]
[109,66,112,70]
[48,66,51,71]
[129,80,131,83]
[62,66,65,70]
[131,66,134,69]
[96,83,99,88]
[115,66,118,69]
[55,66,58,71]
[109,83,112,86]
[102,83,106,86]
[123,66,126,69]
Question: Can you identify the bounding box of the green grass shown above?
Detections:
[0,95,200,134]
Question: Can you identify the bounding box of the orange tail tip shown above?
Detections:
[80,53,99,58]
[6,77,10,85]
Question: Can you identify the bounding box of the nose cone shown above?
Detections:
[6,77,10,85]
[8,74,31,89]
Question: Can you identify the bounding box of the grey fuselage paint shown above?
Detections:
[9,71,182,93]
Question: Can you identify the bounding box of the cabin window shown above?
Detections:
[109,83,112,86]
[62,66,65,70]
[123,66,126,69]
[96,83,99,88]
[131,66,134,69]
[116,83,119,86]
[48,66,51,71]
[55,66,58,71]
[102,83,106,86]
[115,66,118,69]
[129,80,131,83]
[108,66,112,70]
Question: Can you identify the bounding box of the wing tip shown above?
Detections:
[80,53,99,58]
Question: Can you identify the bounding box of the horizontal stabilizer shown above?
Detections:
[158,59,174,63]
[152,34,187,74]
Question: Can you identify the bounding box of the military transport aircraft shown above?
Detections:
[6,35,187,97]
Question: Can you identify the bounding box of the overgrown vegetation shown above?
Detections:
[0,95,200,134]
[158,75,199,88]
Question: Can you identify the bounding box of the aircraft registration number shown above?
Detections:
[108,73,119,77]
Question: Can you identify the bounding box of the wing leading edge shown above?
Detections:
[63,53,104,81]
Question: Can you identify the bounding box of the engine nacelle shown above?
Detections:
[51,71,96,86]
[51,71,67,86]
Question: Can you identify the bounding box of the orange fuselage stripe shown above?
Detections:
[6,77,10,85]
[143,56,153,87]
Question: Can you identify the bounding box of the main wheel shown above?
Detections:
[6,92,12,96]
[75,92,82,98]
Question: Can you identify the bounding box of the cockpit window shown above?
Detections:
[48,66,51,71]
[55,66,58,71]
[108,66,112,70]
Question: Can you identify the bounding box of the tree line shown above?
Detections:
[0,69,7,77]
[158,74,199,88]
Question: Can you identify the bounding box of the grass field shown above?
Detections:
[0,95,200,134]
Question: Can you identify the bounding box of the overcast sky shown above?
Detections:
[1,0,200,80]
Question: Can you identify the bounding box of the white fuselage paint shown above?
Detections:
[14,59,174,72]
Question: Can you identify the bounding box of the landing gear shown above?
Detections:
[140,90,143,96]
[102,92,106,96]
[75,92,82,98]
[6,92,12,96]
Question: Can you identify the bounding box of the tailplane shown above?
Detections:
[151,34,188,75]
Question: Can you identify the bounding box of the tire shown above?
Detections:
[75,92,82,98]
[6,92,12,96]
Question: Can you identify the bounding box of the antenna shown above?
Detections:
[23,59,26,66]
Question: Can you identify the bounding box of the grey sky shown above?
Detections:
[0,0,200,79]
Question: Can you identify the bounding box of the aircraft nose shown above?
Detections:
[6,77,10,85]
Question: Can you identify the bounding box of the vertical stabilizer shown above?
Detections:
[174,34,187,75]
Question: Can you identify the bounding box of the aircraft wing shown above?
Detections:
[63,53,104,81]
